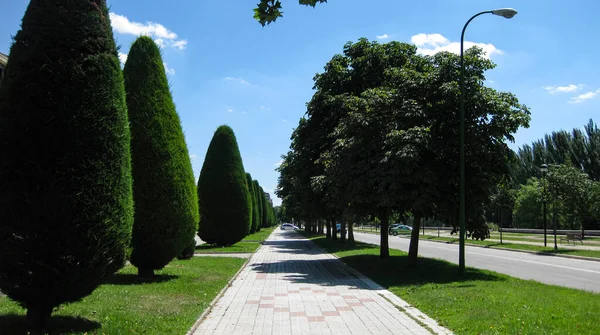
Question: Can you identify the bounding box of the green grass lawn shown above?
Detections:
[418,235,600,259]
[302,233,600,335]
[0,257,246,334]
[195,241,261,253]
[243,226,276,242]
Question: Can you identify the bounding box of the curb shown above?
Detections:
[399,236,600,263]
[185,231,275,335]
[299,233,453,335]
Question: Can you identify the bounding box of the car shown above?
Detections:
[388,224,402,235]
[389,224,413,236]
[280,223,299,231]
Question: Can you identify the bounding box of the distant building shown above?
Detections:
[0,52,7,86]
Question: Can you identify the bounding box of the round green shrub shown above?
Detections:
[0,0,133,329]
[123,36,198,276]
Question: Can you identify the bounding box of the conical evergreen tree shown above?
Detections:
[198,126,251,245]
[253,180,263,232]
[260,186,269,228]
[246,173,259,234]
[123,36,198,277]
[0,0,133,329]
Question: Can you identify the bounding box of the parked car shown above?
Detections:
[280,223,299,231]
[389,224,412,236]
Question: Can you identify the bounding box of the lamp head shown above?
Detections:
[491,8,518,19]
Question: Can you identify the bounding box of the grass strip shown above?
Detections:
[301,232,600,335]
[418,235,600,259]
[243,226,276,242]
[195,241,261,253]
[0,257,246,334]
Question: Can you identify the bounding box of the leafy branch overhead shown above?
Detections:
[253,0,327,26]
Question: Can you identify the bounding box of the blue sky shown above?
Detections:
[2,0,599,206]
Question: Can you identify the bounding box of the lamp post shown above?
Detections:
[541,163,548,246]
[459,8,517,275]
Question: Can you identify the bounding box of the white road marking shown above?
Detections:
[356,233,600,275]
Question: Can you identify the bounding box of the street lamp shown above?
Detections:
[541,163,548,246]
[459,8,517,275]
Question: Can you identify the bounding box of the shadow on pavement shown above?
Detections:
[255,232,503,290]
[0,315,101,335]
[102,273,178,285]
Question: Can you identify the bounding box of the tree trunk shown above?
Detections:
[380,210,390,258]
[319,219,324,234]
[325,220,332,239]
[331,218,338,240]
[340,218,347,242]
[407,213,422,268]
[139,268,155,277]
[26,305,53,334]
[348,219,354,243]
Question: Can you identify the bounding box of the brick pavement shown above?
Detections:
[193,229,452,335]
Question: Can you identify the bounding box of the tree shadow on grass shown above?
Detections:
[0,314,100,335]
[340,254,503,289]
[102,273,178,285]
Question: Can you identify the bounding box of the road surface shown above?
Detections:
[353,232,600,293]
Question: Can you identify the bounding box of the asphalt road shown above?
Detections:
[353,232,600,293]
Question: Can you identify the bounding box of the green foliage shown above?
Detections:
[246,173,259,234]
[259,186,269,228]
[547,163,594,230]
[123,36,198,275]
[512,178,544,228]
[512,119,600,183]
[197,126,251,246]
[177,238,197,260]
[253,180,263,232]
[253,0,327,26]
[0,0,133,327]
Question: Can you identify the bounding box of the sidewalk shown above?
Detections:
[193,229,452,335]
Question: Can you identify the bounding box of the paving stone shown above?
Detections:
[193,229,452,335]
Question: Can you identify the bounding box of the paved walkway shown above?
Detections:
[193,230,451,335]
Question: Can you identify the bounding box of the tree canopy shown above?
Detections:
[277,38,531,263]
[0,0,133,329]
[253,0,327,26]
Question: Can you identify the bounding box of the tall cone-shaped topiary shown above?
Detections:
[246,173,259,234]
[123,36,198,277]
[253,180,263,232]
[198,126,251,246]
[259,186,269,228]
[0,0,133,330]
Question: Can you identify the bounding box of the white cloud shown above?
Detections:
[260,105,271,111]
[109,13,187,50]
[189,154,198,159]
[410,33,502,59]
[543,84,584,94]
[164,63,175,75]
[282,119,289,123]
[154,38,166,48]
[171,40,188,50]
[227,108,233,113]
[118,52,128,64]
[376,33,389,40]
[569,89,600,103]
[223,77,250,86]
[275,159,284,167]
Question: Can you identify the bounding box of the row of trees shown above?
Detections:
[197,125,277,247]
[489,120,600,234]
[276,38,530,264]
[0,1,277,330]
